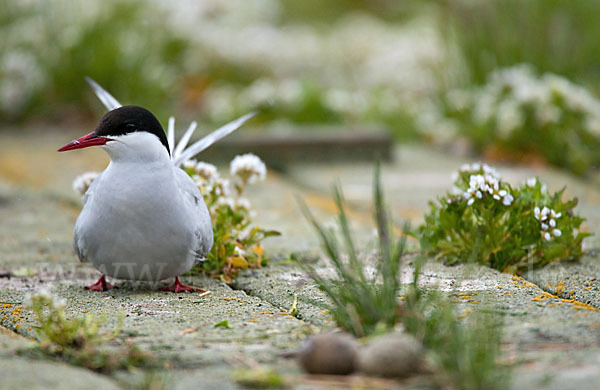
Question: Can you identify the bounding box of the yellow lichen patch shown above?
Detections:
[531,296,545,302]
[560,298,600,312]
[496,285,503,289]
[468,300,480,304]
[460,296,472,300]
[81,310,90,313]
[555,281,567,296]
[511,276,537,289]
[504,292,514,296]
[541,291,558,299]
[585,286,593,291]
[590,323,600,328]
[2,304,12,309]
[222,297,238,301]
[458,309,472,319]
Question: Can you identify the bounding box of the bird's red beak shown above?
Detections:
[58,132,112,152]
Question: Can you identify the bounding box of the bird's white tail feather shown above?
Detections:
[167,117,175,155]
[85,77,122,111]
[173,121,197,159]
[172,112,256,167]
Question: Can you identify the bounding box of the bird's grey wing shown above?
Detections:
[174,169,213,261]
[73,172,104,263]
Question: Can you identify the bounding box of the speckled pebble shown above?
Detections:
[359,332,423,378]
[298,332,358,375]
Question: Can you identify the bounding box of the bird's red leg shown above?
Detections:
[161,276,208,293]
[84,275,116,291]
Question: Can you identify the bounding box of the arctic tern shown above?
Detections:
[58,78,254,292]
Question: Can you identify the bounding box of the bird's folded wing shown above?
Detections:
[73,172,104,263]
[174,169,213,260]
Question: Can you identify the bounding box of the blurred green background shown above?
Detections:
[2,0,600,174]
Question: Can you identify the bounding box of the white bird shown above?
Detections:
[58,79,254,292]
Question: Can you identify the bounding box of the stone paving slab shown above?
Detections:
[1,129,600,388]
[0,326,121,390]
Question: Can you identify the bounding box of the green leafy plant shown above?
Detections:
[24,290,153,372]
[299,163,408,338]
[440,65,600,175]
[182,154,280,282]
[419,162,589,273]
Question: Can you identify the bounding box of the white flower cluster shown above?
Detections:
[24,289,67,310]
[182,155,264,214]
[462,173,514,207]
[72,171,99,195]
[533,206,562,241]
[525,177,547,193]
[448,64,600,138]
[458,162,500,180]
[230,153,266,185]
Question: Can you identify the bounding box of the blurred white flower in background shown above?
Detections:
[230,153,267,185]
[194,161,220,182]
[73,171,99,195]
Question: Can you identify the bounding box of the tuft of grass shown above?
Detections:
[300,162,510,388]
[23,291,154,373]
[298,162,408,338]
[403,287,510,390]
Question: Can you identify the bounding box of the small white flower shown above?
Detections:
[502,194,514,206]
[543,232,552,241]
[73,171,99,196]
[182,159,197,170]
[534,206,549,221]
[476,190,482,199]
[194,161,219,181]
[467,198,475,206]
[541,223,549,230]
[550,209,562,219]
[549,219,556,228]
[553,229,562,237]
[233,245,247,257]
[217,196,236,209]
[541,184,547,193]
[235,197,251,210]
[526,177,537,187]
[230,153,266,184]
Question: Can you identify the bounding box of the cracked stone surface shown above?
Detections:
[1,129,600,389]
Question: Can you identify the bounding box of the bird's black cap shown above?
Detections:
[94,105,170,155]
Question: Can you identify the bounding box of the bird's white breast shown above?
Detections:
[75,157,210,281]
